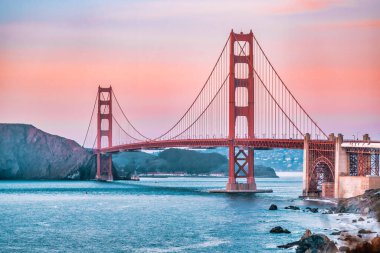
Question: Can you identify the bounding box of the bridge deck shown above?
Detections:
[95,138,323,153]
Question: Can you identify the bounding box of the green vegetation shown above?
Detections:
[113,148,278,178]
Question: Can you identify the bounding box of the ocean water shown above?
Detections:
[0,173,341,252]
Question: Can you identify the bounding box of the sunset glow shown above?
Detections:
[1,0,379,142]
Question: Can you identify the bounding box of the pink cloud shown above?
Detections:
[313,19,380,29]
[271,0,344,14]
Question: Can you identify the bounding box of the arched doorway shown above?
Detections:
[309,157,334,196]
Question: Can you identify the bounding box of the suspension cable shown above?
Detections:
[82,92,98,147]
[112,90,151,140]
[169,74,230,140]
[153,36,230,140]
[252,34,328,139]
[112,115,144,142]
[233,34,304,138]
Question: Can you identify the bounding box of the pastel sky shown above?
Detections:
[1,0,379,143]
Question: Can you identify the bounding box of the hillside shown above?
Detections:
[0,124,95,179]
[113,148,278,178]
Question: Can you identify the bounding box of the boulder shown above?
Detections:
[296,234,338,253]
[301,229,312,240]
[269,204,278,210]
[285,205,300,210]
[278,230,338,253]
[270,226,291,234]
[336,189,380,221]
[306,207,319,213]
[350,241,373,253]
[371,237,380,252]
[339,246,350,252]
[344,237,380,252]
[357,229,375,234]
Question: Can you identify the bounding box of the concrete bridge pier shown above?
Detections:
[334,134,348,198]
[303,132,380,199]
[302,133,336,198]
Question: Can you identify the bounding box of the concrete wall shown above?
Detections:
[338,176,380,198]
[334,134,349,198]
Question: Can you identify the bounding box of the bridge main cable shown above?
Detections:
[153,36,231,141]
[112,90,152,141]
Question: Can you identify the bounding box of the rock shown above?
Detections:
[322,209,333,214]
[296,234,338,253]
[339,234,361,243]
[306,207,319,213]
[351,241,373,252]
[371,237,380,251]
[339,213,344,216]
[358,217,365,221]
[352,219,357,223]
[358,229,375,234]
[301,229,312,240]
[331,231,341,236]
[338,246,349,252]
[285,205,300,210]
[336,189,380,221]
[270,226,291,234]
[277,241,299,249]
[269,204,278,210]
[347,237,380,252]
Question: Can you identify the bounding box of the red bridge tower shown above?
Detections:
[96,86,113,181]
[226,30,256,191]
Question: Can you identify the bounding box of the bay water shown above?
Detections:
[0,173,340,252]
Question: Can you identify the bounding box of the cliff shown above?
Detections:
[0,124,95,179]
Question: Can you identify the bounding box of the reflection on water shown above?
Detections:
[0,175,339,252]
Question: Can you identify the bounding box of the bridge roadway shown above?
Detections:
[95,138,335,154]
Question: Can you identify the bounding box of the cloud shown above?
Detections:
[316,19,380,29]
[270,0,348,14]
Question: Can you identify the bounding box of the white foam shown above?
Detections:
[135,236,228,253]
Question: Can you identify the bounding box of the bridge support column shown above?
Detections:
[225,30,257,192]
[96,86,113,181]
[302,133,310,196]
[227,146,256,191]
[334,134,348,198]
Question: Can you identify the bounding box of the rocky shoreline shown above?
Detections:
[269,189,380,252]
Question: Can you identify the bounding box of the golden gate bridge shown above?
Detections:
[82,30,380,198]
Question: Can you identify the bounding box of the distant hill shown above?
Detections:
[200,147,303,171]
[112,149,227,176]
[113,148,278,178]
[0,124,278,179]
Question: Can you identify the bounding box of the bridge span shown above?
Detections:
[83,30,380,198]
